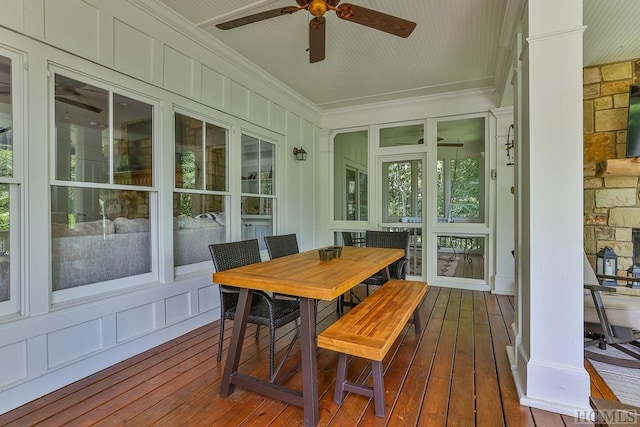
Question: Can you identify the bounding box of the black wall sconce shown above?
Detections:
[505,124,514,166]
[293,147,307,161]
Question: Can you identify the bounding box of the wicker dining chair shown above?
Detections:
[363,230,410,293]
[209,239,300,382]
[264,234,300,300]
[337,230,410,316]
[342,231,365,247]
[264,234,299,259]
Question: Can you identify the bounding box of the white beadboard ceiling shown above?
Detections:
[152,0,640,110]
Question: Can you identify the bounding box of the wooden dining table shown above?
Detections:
[212,245,404,427]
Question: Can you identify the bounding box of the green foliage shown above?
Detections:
[0,148,12,232]
[450,158,479,218]
[386,161,422,218]
[179,151,196,215]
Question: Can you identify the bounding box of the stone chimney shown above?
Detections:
[584,59,640,273]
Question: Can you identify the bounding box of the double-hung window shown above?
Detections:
[240,134,275,250]
[0,52,21,316]
[51,72,156,298]
[173,112,228,270]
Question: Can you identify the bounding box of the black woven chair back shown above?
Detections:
[209,239,261,272]
[365,230,410,255]
[209,239,263,308]
[342,232,354,246]
[264,234,299,259]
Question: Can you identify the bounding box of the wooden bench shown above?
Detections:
[317,279,428,417]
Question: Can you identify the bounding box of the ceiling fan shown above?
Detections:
[215,0,417,63]
[418,138,464,147]
[55,76,103,114]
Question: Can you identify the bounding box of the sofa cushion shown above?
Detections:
[177,215,221,229]
[113,217,150,234]
[585,290,640,329]
[52,219,115,237]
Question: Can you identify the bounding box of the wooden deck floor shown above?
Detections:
[0,286,611,426]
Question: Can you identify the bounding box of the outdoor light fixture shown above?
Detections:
[293,147,307,161]
[505,124,514,166]
[596,246,618,286]
[627,264,640,289]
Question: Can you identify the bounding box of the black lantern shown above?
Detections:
[596,246,618,286]
[627,264,640,289]
[292,147,307,161]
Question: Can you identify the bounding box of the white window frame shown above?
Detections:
[0,46,24,317]
[48,65,160,304]
[173,108,231,276]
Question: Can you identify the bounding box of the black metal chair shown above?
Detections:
[209,239,300,382]
[337,230,410,316]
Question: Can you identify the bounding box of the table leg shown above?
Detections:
[220,288,253,397]
[299,297,319,427]
[381,266,390,282]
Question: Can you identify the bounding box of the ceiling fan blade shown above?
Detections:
[336,3,416,38]
[309,17,326,63]
[216,7,300,30]
[55,96,102,114]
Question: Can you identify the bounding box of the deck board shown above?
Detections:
[0,287,611,426]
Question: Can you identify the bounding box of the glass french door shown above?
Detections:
[378,154,425,279]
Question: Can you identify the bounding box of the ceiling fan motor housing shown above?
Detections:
[309,0,328,17]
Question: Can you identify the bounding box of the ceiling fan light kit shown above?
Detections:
[215,1,416,63]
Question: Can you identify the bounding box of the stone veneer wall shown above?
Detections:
[583,59,640,272]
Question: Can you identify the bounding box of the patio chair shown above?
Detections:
[264,234,299,259]
[583,253,640,368]
[337,230,409,316]
[264,234,299,300]
[342,231,365,247]
[362,230,410,293]
[209,239,301,382]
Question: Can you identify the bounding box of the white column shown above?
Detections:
[491,107,516,295]
[511,0,591,416]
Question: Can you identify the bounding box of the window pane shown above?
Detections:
[333,130,368,221]
[379,124,423,147]
[175,113,201,190]
[0,56,13,178]
[51,186,151,290]
[0,184,8,302]
[175,115,227,192]
[54,75,109,183]
[241,196,273,251]
[437,235,485,280]
[437,117,485,223]
[436,160,445,218]
[384,160,422,220]
[358,171,368,221]
[113,94,153,186]
[205,123,227,191]
[173,193,226,266]
[241,135,274,195]
[259,141,274,195]
[450,158,480,218]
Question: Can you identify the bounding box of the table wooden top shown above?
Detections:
[212,246,404,301]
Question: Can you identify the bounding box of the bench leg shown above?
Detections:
[371,361,385,417]
[412,307,422,336]
[334,353,348,404]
